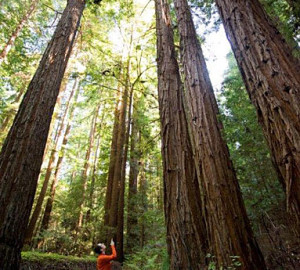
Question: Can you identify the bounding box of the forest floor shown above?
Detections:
[21,252,96,270]
[21,252,135,269]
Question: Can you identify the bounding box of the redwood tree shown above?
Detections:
[173,0,266,267]
[215,0,300,224]
[103,78,128,257]
[103,87,122,229]
[0,1,85,269]
[155,0,208,268]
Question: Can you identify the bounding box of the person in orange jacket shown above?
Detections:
[94,239,117,270]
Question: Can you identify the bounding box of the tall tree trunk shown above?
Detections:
[126,114,141,252]
[24,76,78,245]
[155,0,208,268]
[104,69,129,246]
[0,0,39,65]
[108,72,129,232]
[173,0,266,268]
[77,105,100,229]
[39,80,80,238]
[116,85,133,262]
[0,1,85,269]
[103,88,122,227]
[215,0,300,225]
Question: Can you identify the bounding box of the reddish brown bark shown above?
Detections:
[173,0,266,268]
[103,88,122,227]
[215,0,300,225]
[0,0,38,65]
[155,0,208,268]
[108,74,129,233]
[104,66,130,251]
[0,1,85,269]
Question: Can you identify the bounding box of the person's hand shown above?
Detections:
[110,239,115,246]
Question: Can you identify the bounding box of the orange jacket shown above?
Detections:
[97,245,117,270]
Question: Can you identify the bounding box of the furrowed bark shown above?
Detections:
[0,1,85,269]
[173,0,266,268]
[104,65,130,253]
[215,0,300,226]
[155,0,208,268]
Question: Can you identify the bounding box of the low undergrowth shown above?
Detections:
[21,251,96,270]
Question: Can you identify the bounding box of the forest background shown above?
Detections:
[0,0,299,269]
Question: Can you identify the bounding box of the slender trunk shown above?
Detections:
[126,115,141,252]
[86,111,106,225]
[117,85,133,261]
[0,0,39,65]
[155,0,208,268]
[0,1,85,269]
[173,0,266,268]
[215,0,300,226]
[139,162,147,249]
[24,77,78,244]
[77,105,100,229]
[39,80,80,237]
[86,131,101,224]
